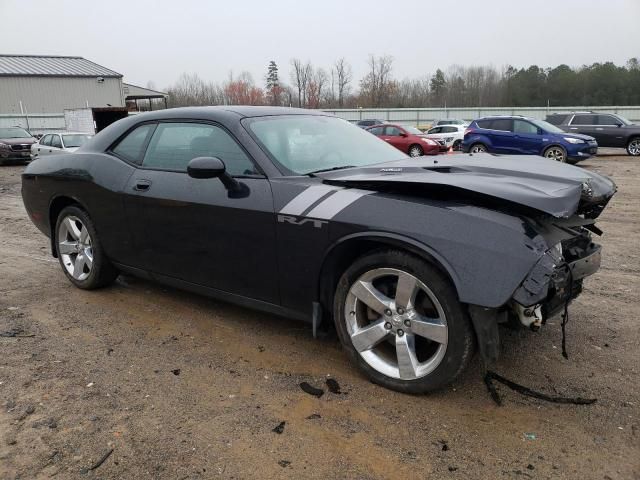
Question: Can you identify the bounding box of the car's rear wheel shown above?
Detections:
[470,143,487,153]
[55,206,118,289]
[544,146,567,162]
[627,137,640,156]
[333,250,475,393]
[452,139,462,151]
[408,144,423,157]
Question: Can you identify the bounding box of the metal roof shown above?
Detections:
[0,55,122,78]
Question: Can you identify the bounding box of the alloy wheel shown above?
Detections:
[545,147,566,162]
[628,139,640,156]
[344,268,448,380]
[470,144,486,153]
[409,146,423,157]
[58,216,93,281]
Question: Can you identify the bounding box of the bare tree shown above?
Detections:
[333,58,352,107]
[306,68,329,108]
[359,55,395,107]
[290,59,313,107]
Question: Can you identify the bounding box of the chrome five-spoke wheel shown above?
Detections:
[344,268,448,380]
[58,215,93,281]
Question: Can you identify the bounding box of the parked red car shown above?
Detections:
[366,124,440,157]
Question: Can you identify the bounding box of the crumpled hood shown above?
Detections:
[316,154,616,218]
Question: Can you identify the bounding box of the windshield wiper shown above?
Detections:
[307,165,357,176]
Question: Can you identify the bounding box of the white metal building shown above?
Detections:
[0,54,124,114]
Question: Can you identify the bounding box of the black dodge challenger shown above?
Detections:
[21,107,616,393]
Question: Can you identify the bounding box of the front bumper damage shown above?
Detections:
[469,229,603,365]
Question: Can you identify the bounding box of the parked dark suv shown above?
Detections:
[0,127,36,164]
[355,119,387,129]
[462,116,597,163]
[546,112,640,156]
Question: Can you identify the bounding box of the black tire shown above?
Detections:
[408,144,423,157]
[469,143,487,154]
[627,136,640,156]
[452,139,462,151]
[54,205,118,289]
[333,249,475,394]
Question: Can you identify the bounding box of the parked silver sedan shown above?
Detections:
[31,132,93,159]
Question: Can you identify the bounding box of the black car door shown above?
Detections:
[594,114,626,147]
[122,121,279,303]
[567,114,598,141]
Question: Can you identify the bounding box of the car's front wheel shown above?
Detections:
[333,250,475,393]
[543,146,567,162]
[408,144,423,157]
[55,205,118,289]
[627,137,640,156]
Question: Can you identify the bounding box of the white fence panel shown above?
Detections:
[324,106,640,125]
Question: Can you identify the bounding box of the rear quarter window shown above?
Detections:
[111,123,157,164]
[476,120,492,129]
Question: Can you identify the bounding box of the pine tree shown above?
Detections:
[266,61,282,106]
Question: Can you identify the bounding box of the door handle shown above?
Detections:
[595,128,603,130]
[133,179,152,191]
[570,127,578,130]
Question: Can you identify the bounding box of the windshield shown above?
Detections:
[402,126,423,135]
[246,115,406,175]
[0,127,31,139]
[62,134,92,148]
[531,119,565,134]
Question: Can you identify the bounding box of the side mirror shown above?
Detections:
[187,156,249,198]
[187,156,225,179]
[617,123,623,127]
[399,132,408,137]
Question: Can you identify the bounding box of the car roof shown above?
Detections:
[475,115,531,121]
[133,105,330,121]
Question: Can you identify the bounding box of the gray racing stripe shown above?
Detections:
[279,185,342,216]
[305,189,372,220]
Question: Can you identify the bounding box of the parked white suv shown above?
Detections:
[423,124,465,150]
[31,132,93,159]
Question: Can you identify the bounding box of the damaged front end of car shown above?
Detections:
[470,180,615,364]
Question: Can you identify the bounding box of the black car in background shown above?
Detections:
[0,127,36,164]
[355,119,387,128]
[21,106,616,394]
[547,112,640,156]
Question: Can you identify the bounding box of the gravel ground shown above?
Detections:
[0,151,638,480]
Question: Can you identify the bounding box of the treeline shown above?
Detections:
[165,57,640,109]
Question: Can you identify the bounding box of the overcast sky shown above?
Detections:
[2,0,639,91]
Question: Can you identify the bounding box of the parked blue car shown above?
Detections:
[462,116,598,163]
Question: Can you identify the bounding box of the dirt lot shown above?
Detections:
[0,152,638,480]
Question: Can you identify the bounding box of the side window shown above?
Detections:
[51,135,62,148]
[429,127,442,134]
[596,115,619,126]
[476,120,492,129]
[545,115,566,126]
[385,126,403,136]
[111,123,156,165]
[40,135,51,146]
[490,119,513,131]
[368,126,384,136]
[142,122,258,176]
[442,126,457,133]
[513,120,539,134]
[571,114,595,125]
